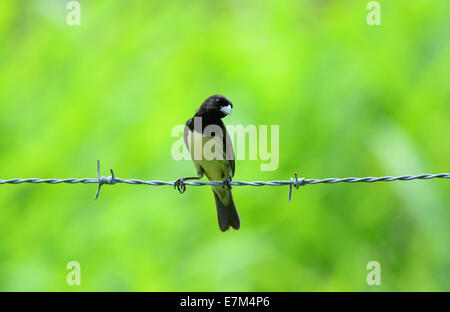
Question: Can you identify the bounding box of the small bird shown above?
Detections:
[175,94,240,232]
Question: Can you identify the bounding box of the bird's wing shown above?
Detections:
[222,122,235,177]
[184,118,205,178]
[183,118,193,151]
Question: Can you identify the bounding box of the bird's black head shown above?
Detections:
[198,94,233,119]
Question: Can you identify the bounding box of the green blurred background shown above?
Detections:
[0,0,449,291]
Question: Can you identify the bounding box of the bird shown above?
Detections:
[174,94,240,232]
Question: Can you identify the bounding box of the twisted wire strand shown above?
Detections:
[1,174,449,186]
[0,160,448,201]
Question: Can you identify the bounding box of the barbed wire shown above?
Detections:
[0,161,448,201]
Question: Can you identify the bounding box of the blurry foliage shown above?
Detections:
[0,0,449,291]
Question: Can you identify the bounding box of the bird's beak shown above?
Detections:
[220,105,232,115]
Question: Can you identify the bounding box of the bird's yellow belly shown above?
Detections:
[198,158,230,181]
[189,132,232,181]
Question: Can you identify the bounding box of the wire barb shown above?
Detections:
[289,172,305,202]
[95,160,116,200]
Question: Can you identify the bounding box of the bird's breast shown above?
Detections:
[188,131,232,181]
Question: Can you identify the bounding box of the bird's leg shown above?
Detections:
[174,176,200,194]
[222,173,232,189]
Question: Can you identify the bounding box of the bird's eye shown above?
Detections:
[215,98,220,104]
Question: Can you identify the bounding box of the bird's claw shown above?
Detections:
[174,178,186,194]
[222,176,232,189]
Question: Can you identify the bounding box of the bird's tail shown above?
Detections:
[212,186,240,232]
